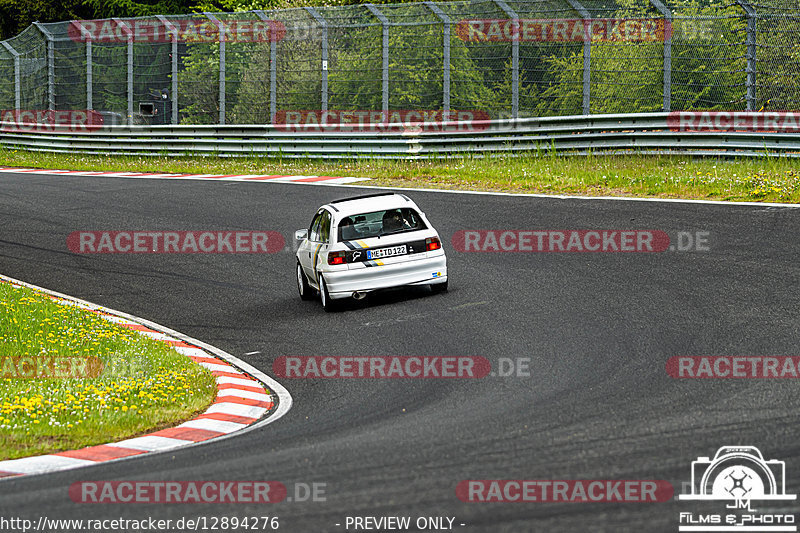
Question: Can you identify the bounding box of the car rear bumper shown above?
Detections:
[324,252,447,299]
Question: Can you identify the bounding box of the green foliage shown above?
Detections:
[178,42,221,124]
[228,43,272,123]
[2,0,794,123]
[0,0,193,40]
[192,0,270,12]
[668,2,748,110]
[82,0,194,18]
[0,0,90,40]
[196,0,428,11]
[538,0,749,113]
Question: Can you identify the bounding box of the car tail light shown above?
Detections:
[328,251,346,265]
[426,237,442,251]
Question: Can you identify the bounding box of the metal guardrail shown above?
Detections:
[1,113,799,159]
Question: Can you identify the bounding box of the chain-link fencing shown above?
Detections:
[0,0,797,126]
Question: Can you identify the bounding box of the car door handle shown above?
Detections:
[307,252,311,258]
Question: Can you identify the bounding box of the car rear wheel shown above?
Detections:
[319,275,337,312]
[297,263,314,301]
[431,279,448,293]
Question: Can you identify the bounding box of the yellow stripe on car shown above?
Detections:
[312,243,323,274]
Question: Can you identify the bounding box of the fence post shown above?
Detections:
[650,0,672,112]
[64,22,94,111]
[205,13,226,125]
[566,0,591,115]
[33,23,55,112]
[254,11,277,123]
[111,19,134,125]
[736,0,757,111]
[424,1,451,115]
[156,16,179,125]
[305,7,329,112]
[365,4,389,118]
[1,42,21,112]
[493,0,518,119]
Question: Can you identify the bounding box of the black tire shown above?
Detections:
[431,279,448,293]
[297,263,314,301]
[319,275,338,312]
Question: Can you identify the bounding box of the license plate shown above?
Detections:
[367,245,407,260]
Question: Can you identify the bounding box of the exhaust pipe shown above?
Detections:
[352,291,366,300]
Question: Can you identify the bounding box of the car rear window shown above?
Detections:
[338,208,427,241]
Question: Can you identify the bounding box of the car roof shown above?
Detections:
[322,192,418,218]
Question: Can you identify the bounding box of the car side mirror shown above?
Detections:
[295,229,308,242]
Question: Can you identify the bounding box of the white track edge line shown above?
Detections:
[2,167,797,208]
[291,179,800,208]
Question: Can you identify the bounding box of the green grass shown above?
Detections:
[0,280,218,460]
[1,148,799,202]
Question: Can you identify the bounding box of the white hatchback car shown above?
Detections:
[295,192,448,311]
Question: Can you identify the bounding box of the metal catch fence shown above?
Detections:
[0,0,798,128]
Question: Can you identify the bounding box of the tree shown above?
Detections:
[0,0,90,40]
[538,0,748,114]
[0,0,195,41]
[82,0,194,19]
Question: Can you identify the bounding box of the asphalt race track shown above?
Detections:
[1,172,799,532]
